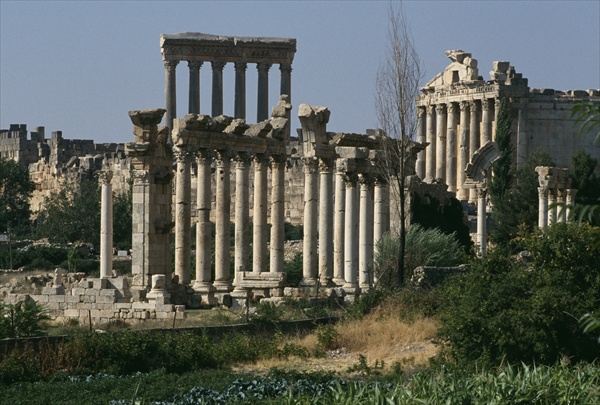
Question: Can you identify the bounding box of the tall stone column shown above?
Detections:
[446,103,458,193]
[416,106,426,180]
[188,61,202,114]
[211,61,226,117]
[425,105,436,183]
[548,188,557,225]
[234,153,250,277]
[343,173,359,292]
[99,170,113,279]
[457,101,470,200]
[302,157,319,285]
[373,176,387,247]
[194,149,214,294]
[279,63,292,141]
[333,162,346,286]
[214,150,232,292]
[270,155,286,274]
[257,62,272,122]
[253,154,269,274]
[476,187,487,256]
[469,101,481,202]
[234,62,247,119]
[318,158,334,284]
[566,189,577,222]
[358,174,374,290]
[174,146,193,285]
[436,104,447,182]
[164,59,179,132]
[538,186,548,229]
[481,98,493,145]
[516,101,529,167]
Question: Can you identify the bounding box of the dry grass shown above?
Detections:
[233,301,439,376]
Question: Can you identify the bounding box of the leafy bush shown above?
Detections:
[374,225,466,287]
[284,252,303,287]
[0,299,48,338]
[438,223,600,367]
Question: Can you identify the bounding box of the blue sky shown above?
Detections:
[1,1,599,144]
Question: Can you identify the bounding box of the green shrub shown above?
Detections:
[284,252,303,287]
[438,223,600,367]
[0,299,48,338]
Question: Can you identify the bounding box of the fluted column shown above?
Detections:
[436,104,447,182]
[516,100,528,167]
[164,59,179,132]
[211,61,226,117]
[174,146,193,284]
[548,188,557,225]
[270,155,286,274]
[302,157,319,285]
[318,158,334,284]
[343,173,359,292]
[253,153,269,274]
[194,150,214,291]
[469,101,481,202]
[476,187,487,256]
[446,103,458,193]
[481,98,493,145]
[234,62,247,119]
[188,61,202,114]
[373,176,388,246]
[257,62,272,122]
[425,105,436,183]
[359,174,374,290]
[214,150,232,292]
[333,162,346,286]
[234,153,250,278]
[416,107,426,179]
[538,186,548,229]
[457,101,470,200]
[99,170,113,279]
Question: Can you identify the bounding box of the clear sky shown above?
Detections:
[1,1,599,144]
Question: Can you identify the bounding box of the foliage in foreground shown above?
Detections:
[0,298,48,339]
[1,363,597,404]
[0,157,35,235]
[438,222,600,367]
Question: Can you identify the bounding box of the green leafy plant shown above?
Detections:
[0,299,49,338]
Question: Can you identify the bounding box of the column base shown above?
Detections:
[192,282,217,306]
[331,277,346,287]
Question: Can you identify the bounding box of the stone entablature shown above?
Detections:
[415,50,599,204]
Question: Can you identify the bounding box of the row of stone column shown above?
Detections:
[301,157,390,292]
[164,60,292,130]
[536,166,576,228]
[172,145,288,300]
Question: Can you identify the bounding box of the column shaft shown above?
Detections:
[234,62,247,119]
[548,189,557,225]
[425,105,436,182]
[477,188,487,256]
[188,61,202,114]
[343,175,359,291]
[174,147,192,284]
[457,101,470,200]
[538,186,548,229]
[234,154,250,277]
[358,175,374,290]
[253,154,269,273]
[280,63,292,100]
[416,107,426,179]
[446,103,458,193]
[469,101,481,202]
[194,151,213,290]
[318,159,334,283]
[481,98,493,145]
[257,62,272,122]
[211,61,226,117]
[100,171,113,279]
[333,165,346,286]
[302,158,319,284]
[270,155,286,274]
[214,151,231,291]
[436,104,447,182]
[164,60,179,132]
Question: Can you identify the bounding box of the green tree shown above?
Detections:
[0,298,48,338]
[36,178,101,245]
[113,187,132,250]
[0,157,35,234]
[439,222,600,367]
